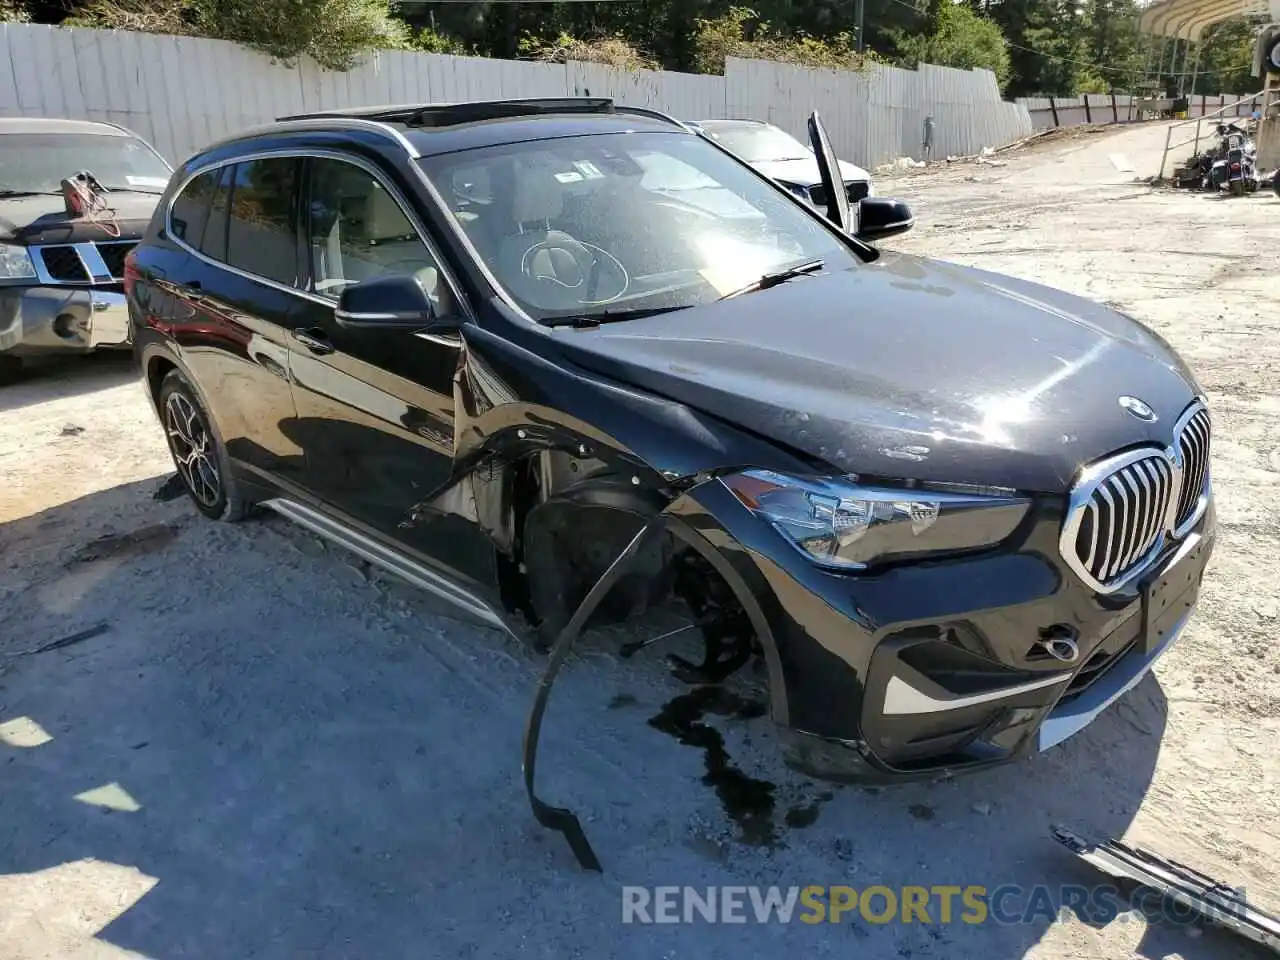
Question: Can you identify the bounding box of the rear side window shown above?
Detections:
[226,158,299,287]
[200,165,233,262]
[169,169,218,245]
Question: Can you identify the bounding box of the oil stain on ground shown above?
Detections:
[68,523,179,566]
[648,686,781,847]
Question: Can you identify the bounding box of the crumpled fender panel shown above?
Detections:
[452,320,818,484]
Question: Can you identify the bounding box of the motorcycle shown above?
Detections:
[1207,122,1259,195]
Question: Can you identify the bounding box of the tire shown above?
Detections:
[1267,33,1280,75]
[0,355,21,386]
[1274,169,1280,199]
[1230,179,1244,197]
[157,368,253,522]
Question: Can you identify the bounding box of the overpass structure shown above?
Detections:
[1138,0,1280,169]
[1137,0,1279,96]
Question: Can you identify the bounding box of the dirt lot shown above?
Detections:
[1,121,1277,960]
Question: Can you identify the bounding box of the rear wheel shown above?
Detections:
[1274,169,1280,198]
[1230,179,1245,197]
[157,368,252,522]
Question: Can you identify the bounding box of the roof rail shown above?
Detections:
[278,97,619,130]
[269,114,422,157]
[611,105,693,131]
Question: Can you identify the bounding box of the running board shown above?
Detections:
[262,497,513,636]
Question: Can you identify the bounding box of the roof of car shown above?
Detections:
[223,99,694,161]
[694,118,771,129]
[403,111,686,157]
[0,116,132,136]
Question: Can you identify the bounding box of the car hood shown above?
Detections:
[753,156,873,186]
[0,193,159,244]
[554,253,1201,493]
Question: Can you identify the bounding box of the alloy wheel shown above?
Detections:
[164,391,221,508]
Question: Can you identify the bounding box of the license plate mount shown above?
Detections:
[1140,534,1206,654]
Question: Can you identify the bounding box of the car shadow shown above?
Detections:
[0,478,1257,960]
[0,351,136,414]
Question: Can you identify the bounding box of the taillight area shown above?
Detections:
[123,247,140,297]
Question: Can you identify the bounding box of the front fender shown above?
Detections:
[453,323,814,483]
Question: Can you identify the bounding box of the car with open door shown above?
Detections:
[128,99,1214,865]
[685,117,875,212]
[0,117,172,383]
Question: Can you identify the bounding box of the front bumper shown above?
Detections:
[0,285,131,356]
[672,480,1215,785]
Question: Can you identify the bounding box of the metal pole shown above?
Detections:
[855,0,865,52]
[1187,41,1202,100]
[1176,25,1191,96]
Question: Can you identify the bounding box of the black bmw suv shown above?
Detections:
[128,98,1214,837]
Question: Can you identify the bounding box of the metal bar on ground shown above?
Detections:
[521,519,665,873]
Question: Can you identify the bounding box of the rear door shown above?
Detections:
[163,157,305,482]
[285,153,498,591]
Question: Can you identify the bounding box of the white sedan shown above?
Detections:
[685,118,874,209]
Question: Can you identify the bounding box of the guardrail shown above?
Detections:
[1156,91,1275,180]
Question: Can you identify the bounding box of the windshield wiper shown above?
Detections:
[717,258,825,301]
[542,305,686,329]
[98,185,164,195]
[0,189,61,198]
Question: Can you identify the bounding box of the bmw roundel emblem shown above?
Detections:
[1118,396,1157,422]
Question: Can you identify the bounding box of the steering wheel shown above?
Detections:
[519,238,629,307]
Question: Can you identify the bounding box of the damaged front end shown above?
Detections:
[396,325,805,869]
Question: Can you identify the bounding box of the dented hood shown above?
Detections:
[0,193,158,244]
[555,253,1201,493]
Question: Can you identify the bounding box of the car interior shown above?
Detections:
[432,142,817,316]
[308,171,453,314]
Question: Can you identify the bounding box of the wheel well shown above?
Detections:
[146,356,177,405]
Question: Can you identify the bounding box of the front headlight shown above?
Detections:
[0,244,37,280]
[723,470,1030,569]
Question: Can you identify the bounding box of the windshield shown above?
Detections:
[700,123,813,163]
[0,132,172,196]
[419,130,857,323]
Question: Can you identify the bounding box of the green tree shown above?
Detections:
[1079,0,1143,90]
[1194,18,1265,95]
[979,0,1091,96]
[692,6,876,75]
[893,2,1011,86]
[1,0,30,21]
[68,0,406,70]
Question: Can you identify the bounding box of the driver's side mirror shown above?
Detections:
[855,197,914,242]
[335,274,453,332]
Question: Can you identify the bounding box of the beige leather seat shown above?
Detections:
[360,186,441,300]
[495,168,597,312]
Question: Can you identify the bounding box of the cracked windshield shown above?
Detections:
[419,130,858,322]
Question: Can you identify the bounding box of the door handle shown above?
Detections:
[293,327,334,355]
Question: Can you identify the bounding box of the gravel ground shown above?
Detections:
[1,121,1277,960]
